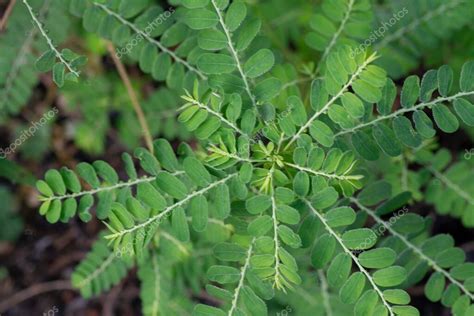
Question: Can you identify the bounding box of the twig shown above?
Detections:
[0,280,72,312]
[106,41,154,153]
[0,0,17,31]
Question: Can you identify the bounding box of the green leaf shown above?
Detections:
[437,65,453,97]
[420,69,438,102]
[453,98,474,126]
[413,111,436,138]
[352,79,382,103]
[425,272,445,302]
[325,206,356,228]
[460,61,474,92]
[372,123,402,157]
[392,116,422,148]
[246,195,271,214]
[190,195,208,232]
[197,53,236,74]
[339,272,366,304]
[311,187,338,209]
[236,18,261,51]
[225,0,246,32]
[193,304,225,316]
[401,75,420,108]
[383,289,411,305]
[373,266,407,287]
[341,92,365,118]
[244,49,274,78]
[53,63,66,87]
[342,228,377,250]
[248,215,272,237]
[172,207,189,242]
[184,157,211,187]
[327,253,352,289]
[352,131,379,161]
[278,225,302,248]
[359,248,397,269]
[433,104,459,133]
[207,265,241,284]
[311,234,336,268]
[276,205,300,225]
[36,50,56,72]
[214,243,247,261]
[184,8,218,30]
[198,29,227,51]
[155,172,188,199]
[309,120,334,147]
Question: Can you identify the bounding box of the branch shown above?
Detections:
[106,41,154,154]
[106,173,237,240]
[228,239,255,316]
[94,2,206,80]
[315,0,355,74]
[334,90,474,138]
[284,52,378,150]
[22,0,79,77]
[304,199,395,316]
[210,0,257,109]
[350,198,474,301]
[0,280,72,312]
[0,0,17,31]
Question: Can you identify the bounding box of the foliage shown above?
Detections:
[0,0,472,315]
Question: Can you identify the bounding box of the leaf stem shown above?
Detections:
[106,41,154,153]
[22,0,80,77]
[304,199,395,316]
[210,0,257,109]
[351,198,474,301]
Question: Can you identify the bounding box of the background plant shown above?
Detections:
[0,0,473,315]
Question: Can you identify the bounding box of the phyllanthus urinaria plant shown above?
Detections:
[5,0,471,315]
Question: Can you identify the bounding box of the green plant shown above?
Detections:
[2,0,473,315]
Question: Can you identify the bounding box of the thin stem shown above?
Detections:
[270,190,283,290]
[107,42,154,153]
[22,0,79,77]
[427,166,474,205]
[304,199,395,316]
[0,0,51,113]
[351,198,474,301]
[106,174,237,240]
[318,270,333,316]
[0,280,72,312]
[228,239,255,316]
[151,252,160,316]
[334,91,474,138]
[76,253,116,289]
[0,0,17,31]
[284,52,378,150]
[94,2,205,80]
[210,0,257,109]
[182,94,246,135]
[284,162,363,181]
[315,0,355,74]
[375,0,465,50]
